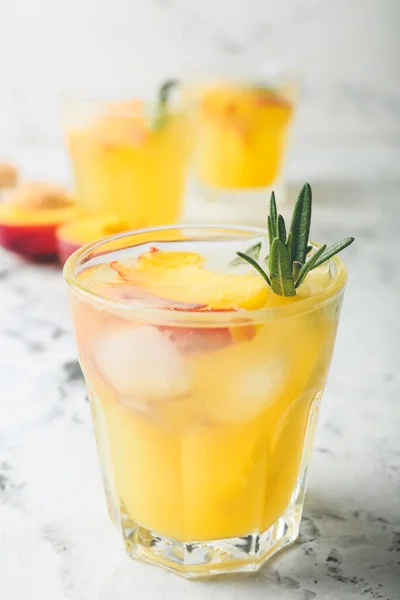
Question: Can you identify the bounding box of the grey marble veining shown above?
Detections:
[0,182,399,600]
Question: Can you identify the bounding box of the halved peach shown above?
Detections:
[0,182,78,262]
[56,214,129,264]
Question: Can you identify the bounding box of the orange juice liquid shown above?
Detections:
[70,240,342,542]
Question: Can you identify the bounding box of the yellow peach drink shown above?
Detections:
[64,219,348,577]
[192,83,294,189]
[65,89,190,227]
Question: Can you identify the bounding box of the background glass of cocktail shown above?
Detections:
[62,86,191,230]
[184,72,299,226]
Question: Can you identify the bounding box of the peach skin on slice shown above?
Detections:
[110,250,269,310]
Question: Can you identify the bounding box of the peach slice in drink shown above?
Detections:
[110,249,269,310]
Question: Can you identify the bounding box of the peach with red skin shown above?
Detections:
[0,221,62,262]
[56,215,128,264]
[0,182,77,262]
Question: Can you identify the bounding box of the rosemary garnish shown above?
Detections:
[231,241,261,266]
[151,79,178,130]
[236,183,354,296]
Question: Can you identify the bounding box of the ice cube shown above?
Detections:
[205,361,284,424]
[93,325,191,404]
[239,362,284,402]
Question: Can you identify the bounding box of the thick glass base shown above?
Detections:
[184,178,288,227]
[120,502,303,579]
[117,392,321,578]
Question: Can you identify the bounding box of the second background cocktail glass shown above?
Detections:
[183,69,299,226]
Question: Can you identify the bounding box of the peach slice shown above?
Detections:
[96,282,206,311]
[136,248,205,270]
[78,250,262,357]
[0,182,78,261]
[77,260,207,311]
[111,249,267,354]
[56,214,128,264]
[111,249,269,310]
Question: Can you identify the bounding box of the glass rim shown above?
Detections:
[183,70,301,105]
[59,94,176,110]
[59,89,184,128]
[180,65,302,84]
[63,224,347,326]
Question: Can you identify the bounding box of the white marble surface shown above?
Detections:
[0,182,400,599]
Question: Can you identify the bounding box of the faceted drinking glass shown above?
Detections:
[63,225,347,578]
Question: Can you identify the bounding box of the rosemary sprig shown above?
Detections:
[231,241,261,266]
[236,183,355,296]
[236,252,271,286]
[151,79,178,130]
[290,182,312,264]
[295,244,326,288]
[270,191,278,233]
[269,238,296,296]
[312,238,354,269]
[277,214,286,243]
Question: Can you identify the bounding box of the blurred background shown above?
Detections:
[0,0,399,184]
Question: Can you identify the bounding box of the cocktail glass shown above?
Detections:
[64,225,346,578]
[63,91,191,228]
